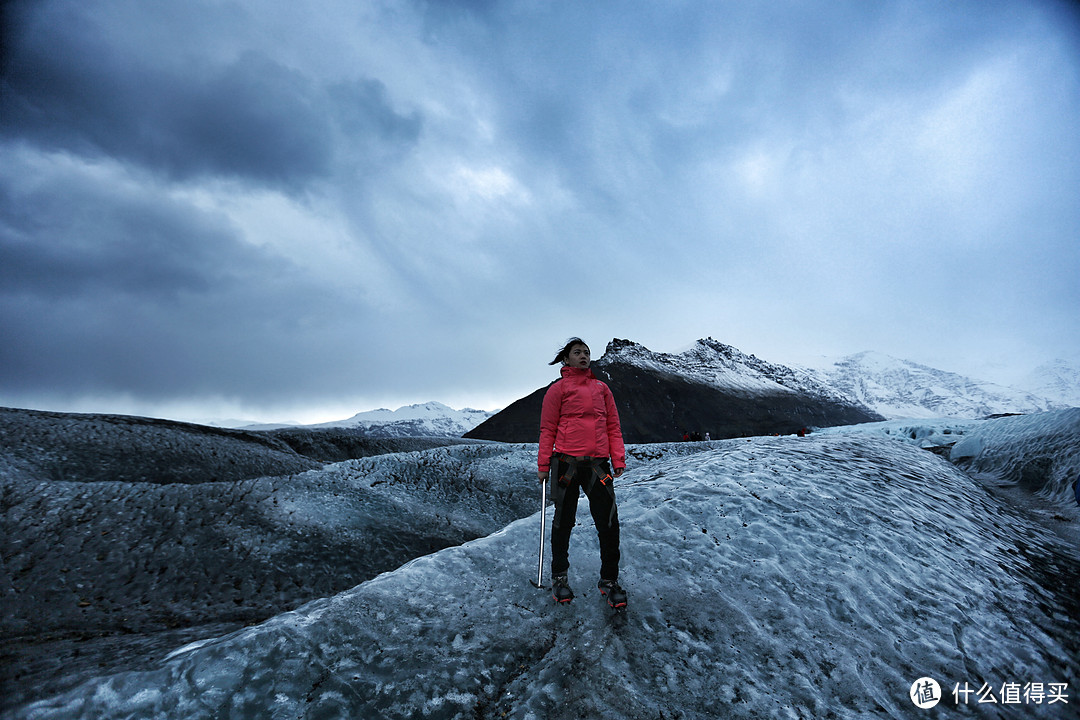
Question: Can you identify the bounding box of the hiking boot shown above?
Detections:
[552,574,574,603]
[598,578,627,608]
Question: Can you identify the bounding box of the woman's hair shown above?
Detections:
[549,337,589,365]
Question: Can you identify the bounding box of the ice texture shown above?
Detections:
[8,415,1078,719]
[817,408,1080,505]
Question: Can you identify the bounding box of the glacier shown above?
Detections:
[817,408,1080,505]
[4,410,1077,719]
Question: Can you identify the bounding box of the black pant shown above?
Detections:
[549,455,620,582]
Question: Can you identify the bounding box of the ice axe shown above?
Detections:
[530,473,548,588]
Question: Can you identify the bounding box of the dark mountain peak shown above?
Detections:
[466,337,882,443]
[598,337,743,371]
[600,337,647,359]
[601,336,763,368]
[694,336,743,356]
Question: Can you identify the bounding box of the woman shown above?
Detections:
[537,338,627,608]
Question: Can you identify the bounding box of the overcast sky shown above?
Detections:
[2,0,1079,424]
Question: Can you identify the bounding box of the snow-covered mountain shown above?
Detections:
[6,408,1078,719]
[799,351,1065,420]
[602,337,858,405]
[1017,359,1080,409]
[246,401,494,437]
[468,338,881,443]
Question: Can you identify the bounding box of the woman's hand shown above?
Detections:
[538,471,548,482]
[614,467,624,477]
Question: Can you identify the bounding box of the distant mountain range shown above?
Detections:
[243,401,493,438]
[796,351,1071,420]
[1019,359,1080,409]
[247,340,1078,441]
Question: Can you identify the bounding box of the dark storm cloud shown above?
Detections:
[0,2,421,190]
[0,145,427,407]
[1,0,1078,422]
[479,2,1022,200]
[0,161,296,393]
[328,78,423,165]
[1,177,238,299]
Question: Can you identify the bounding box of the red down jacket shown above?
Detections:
[538,366,626,473]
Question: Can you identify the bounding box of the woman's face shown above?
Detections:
[564,344,591,369]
